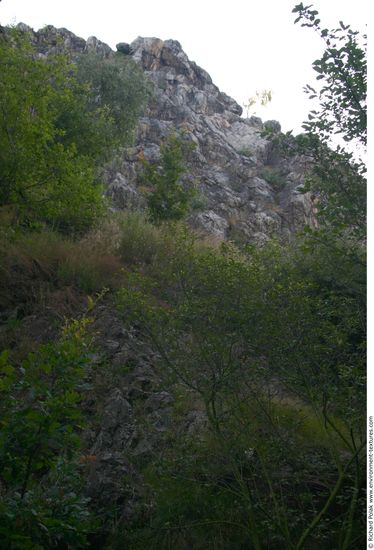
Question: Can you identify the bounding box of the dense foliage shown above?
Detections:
[292,3,366,238]
[0,317,96,548]
[75,52,151,154]
[140,133,196,224]
[116,228,365,548]
[0,29,149,233]
[0,5,366,549]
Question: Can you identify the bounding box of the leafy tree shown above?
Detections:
[116,234,365,548]
[0,30,150,232]
[0,317,95,548]
[292,4,367,237]
[75,51,151,154]
[293,4,366,146]
[140,133,196,224]
[0,29,105,232]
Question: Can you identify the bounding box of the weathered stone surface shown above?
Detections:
[80,302,178,506]
[19,24,316,243]
[264,119,282,133]
[91,388,134,455]
[116,42,132,55]
[191,210,229,238]
[108,35,316,242]
[84,450,139,508]
[16,22,112,60]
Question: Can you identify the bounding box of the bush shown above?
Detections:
[115,211,197,269]
[75,51,151,153]
[116,233,365,548]
[0,29,106,233]
[140,134,196,224]
[0,317,96,548]
[260,166,288,190]
[238,146,254,157]
[116,211,165,266]
[0,30,151,234]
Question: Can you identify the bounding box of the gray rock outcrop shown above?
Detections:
[15,23,316,243]
[109,36,316,243]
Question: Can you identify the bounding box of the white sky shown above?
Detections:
[0,0,368,133]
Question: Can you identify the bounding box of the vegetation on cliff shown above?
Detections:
[0,28,149,232]
[0,5,366,549]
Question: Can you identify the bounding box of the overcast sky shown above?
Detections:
[0,0,367,134]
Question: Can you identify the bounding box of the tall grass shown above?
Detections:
[0,210,220,314]
[0,229,122,312]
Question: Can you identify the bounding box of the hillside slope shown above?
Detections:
[0,22,365,550]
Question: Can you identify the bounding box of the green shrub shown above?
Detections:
[0,317,96,548]
[238,146,253,157]
[75,51,151,152]
[0,30,151,234]
[116,211,165,266]
[116,232,365,548]
[141,134,196,224]
[0,29,105,233]
[190,192,209,211]
[260,167,288,190]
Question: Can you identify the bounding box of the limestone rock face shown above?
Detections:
[109,36,315,243]
[17,24,316,242]
[15,22,113,59]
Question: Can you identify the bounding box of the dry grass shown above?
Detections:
[116,210,165,266]
[0,229,123,314]
[0,211,228,340]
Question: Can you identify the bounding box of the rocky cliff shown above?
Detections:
[111,36,316,244]
[18,23,316,244]
[4,23,319,513]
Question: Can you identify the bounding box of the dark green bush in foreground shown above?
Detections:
[116,228,365,548]
[0,317,95,548]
